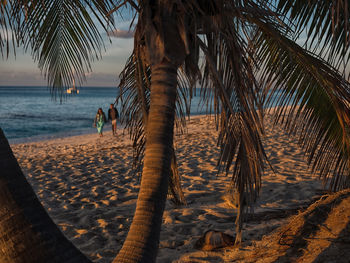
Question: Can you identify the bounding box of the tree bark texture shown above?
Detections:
[0,129,91,263]
[114,62,178,263]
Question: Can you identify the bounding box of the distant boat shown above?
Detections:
[66,79,79,94]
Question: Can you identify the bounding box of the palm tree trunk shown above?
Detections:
[0,129,91,263]
[114,61,178,263]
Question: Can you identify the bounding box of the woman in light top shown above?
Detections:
[94,108,107,137]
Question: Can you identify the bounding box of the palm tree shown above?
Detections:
[115,1,350,261]
[1,0,350,263]
[0,129,92,262]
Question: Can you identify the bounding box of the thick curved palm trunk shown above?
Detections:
[0,129,90,263]
[114,62,177,263]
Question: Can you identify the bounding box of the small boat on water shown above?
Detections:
[66,79,79,94]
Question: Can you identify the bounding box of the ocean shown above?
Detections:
[0,86,208,143]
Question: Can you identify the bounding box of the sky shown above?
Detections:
[1,5,349,87]
[0,9,135,87]
[0,38,133,87]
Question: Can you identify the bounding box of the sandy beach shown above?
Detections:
[10,113,326,262]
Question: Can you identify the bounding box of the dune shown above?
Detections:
[220,189,350,263]
[11,113,331,262]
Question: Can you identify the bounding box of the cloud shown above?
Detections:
[0,34,133,87]
[107,29,134,39]
[0,70,46,86]
[84,72,93,77]
[83,72,120,86]
[0,69,120,87]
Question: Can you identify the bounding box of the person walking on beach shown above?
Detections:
[94,108,107,137]
[108,103,119,136]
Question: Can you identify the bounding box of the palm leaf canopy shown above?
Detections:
[0,0,16,57]
[276,0,350,74]
[3,0,350,242]
[1,0,119,97]
[118,0,350,215]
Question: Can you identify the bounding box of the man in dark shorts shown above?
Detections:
[108,104,119,136]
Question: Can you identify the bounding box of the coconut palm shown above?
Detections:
[1,1,350,263]
[0,129,92,262]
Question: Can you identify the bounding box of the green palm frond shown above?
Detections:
[275,0,350,73]
[117,52,187,205]
[0,1,11,57]
[253,17,350,191]
[187,0,350,243]
[0,0,21,58]
[118,53,149,170]
[11,0,116,98]
[194,3,271,243]
[116,0,350,247]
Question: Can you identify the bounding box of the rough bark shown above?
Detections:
[0,129,90,263]
[114,61,178,263]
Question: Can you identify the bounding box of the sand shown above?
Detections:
[221,189,350,263]
[10,113,326,262]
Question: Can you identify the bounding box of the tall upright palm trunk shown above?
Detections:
[0,129,91,263]
[114,62,178,263]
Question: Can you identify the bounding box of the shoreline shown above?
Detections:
[8,113,212,145]
[8,127,98,145]
[7,105,285,146]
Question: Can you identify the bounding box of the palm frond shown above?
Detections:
[275,0,350,74]
[11,0,116,99]
[0,1,20,58]
[195,2,270,243]
[253,17,350,191]
[118,53,149,171]
[117,52,187,205]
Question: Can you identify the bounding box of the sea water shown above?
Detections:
[0,86,209,143]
